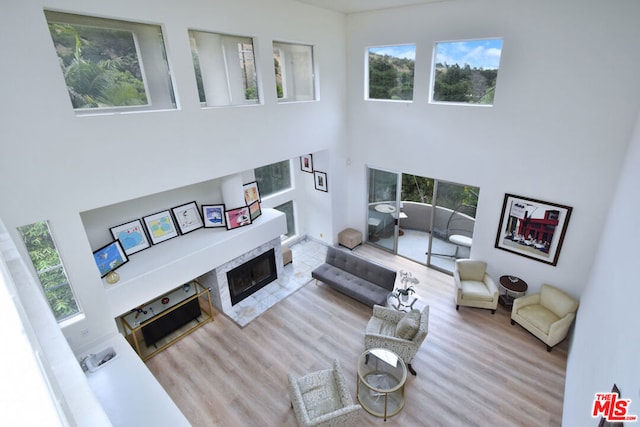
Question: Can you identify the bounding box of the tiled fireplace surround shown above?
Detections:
[200,237,283,314]
[198,237,327,327]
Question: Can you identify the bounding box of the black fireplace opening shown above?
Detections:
[227,249,277,305]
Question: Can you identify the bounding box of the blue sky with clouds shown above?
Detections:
[369,44,416,60]
[435,39,503,69]
[368,38,503,69]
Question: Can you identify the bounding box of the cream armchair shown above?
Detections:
[454,259,499,314]
[364,305,429,376]
[510,284,579,351]
[287,359,361,427]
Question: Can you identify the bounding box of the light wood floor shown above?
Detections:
[146,245,567,426]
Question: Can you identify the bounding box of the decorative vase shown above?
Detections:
[400,293,408,302]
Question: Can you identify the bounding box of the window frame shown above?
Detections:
[365,43,416,102]
[274,200,296,240]
[254,159,293,198]
[44,10,177,115]
[189,29,261,108]
[17,220,82,323]
[429,37,503,107]
[273,41,317,103]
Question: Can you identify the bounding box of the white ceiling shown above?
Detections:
[293,0,446,14]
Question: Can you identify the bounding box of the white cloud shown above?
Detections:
[436,40,502,69]
[369,45,416,60]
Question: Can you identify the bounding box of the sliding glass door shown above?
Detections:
[365,167,479,274]
[366,168,401,252]
[427,180,479,272]
[395,173,479,274]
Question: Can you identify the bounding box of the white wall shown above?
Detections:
[0,0,346,351]
[345,0,640,299]
[563,111,640,426]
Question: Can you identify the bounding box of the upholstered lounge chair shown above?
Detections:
[364,305,429,376]
[454,259,499,314]
[287,359,361,427]
[510,284,579,351]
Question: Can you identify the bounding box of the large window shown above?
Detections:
[17,221,80,322]
[367,44,416,101]
[190,31,259,107]
[273,42,316,102]
[45,11,176,114]
[431,38,503,105]
[254,160,292,197]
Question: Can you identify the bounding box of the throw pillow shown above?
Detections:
[395,309,421,340]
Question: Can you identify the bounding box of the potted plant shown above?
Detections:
[396,285,415,302]
[396,270,419,302]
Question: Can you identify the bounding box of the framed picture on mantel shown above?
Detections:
[171,201,204,235]
[225,206,252,230]
[143,210,179,245]
[202,204,226,228]
[110,219,150,256]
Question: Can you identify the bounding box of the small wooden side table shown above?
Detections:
[498,275,528,308]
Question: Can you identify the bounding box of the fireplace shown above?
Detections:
[227,248,277,305]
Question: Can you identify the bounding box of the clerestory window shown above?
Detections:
[190,30,260,107]
[366,44,416,101]
[273,42,316,102]
[45,11,176,115]
[430,38,503,105]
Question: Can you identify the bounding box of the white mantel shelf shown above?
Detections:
[104,208,286,318]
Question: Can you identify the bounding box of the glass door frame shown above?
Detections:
[365,166,402,253]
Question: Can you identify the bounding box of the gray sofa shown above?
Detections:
[312,246,397,307]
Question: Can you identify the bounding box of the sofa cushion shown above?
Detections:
[517,305,559,334]
[460,280,493,301]
[395,309,421,340]
[323,247,396,291]
[457,261,486,281]
[296,369,341,420]
[367,317,398,337]
[540,284,579,318]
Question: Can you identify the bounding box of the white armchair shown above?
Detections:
[454,259,499,314]
[511,284,579,351]
[287,359,361,427]
[364,305,429,376]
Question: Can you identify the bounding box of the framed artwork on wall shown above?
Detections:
[171,201,204,235]
[202,204,226,228]
[494,193,572,266]
[243,181,261,205]
[225,206,252,230]
[93,240,128,278]
[248,200,262,221]
[314,170,328,192]
[110,219,150,256]
[300,154,313,173]
[142,210,179,245]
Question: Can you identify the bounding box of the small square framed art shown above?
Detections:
[300,154,313,173]
[202,204,226,228]
[142,210,179,245]
[225,206,252,230]
[93,240,128,278]
[314,171,328,192]
[171,201,204,235]
[243,181,261,205]
[110,219,150,256]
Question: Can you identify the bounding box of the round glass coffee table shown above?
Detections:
[357,348,407,421]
